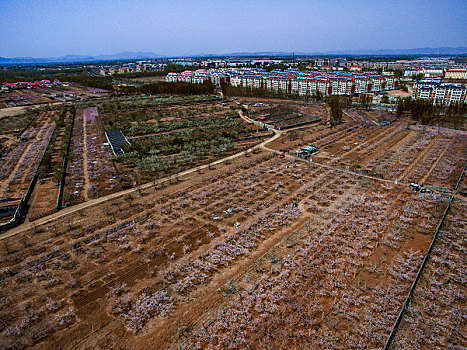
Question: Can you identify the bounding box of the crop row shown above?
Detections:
[83,107,120,197]
[392,200,466,348]
[181,184,444,349]
[0,112,55,198]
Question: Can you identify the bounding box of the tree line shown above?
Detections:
[119,81,215,95]
[221,84,329,101]
[0,67,86,84]
[397,98,466,127]
[0,63,192,85]
[328,96,343,125]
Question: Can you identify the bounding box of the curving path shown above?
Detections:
[1,108,401,241]
[0,125,281,240]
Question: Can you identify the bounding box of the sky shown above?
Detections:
[1,0,466,58]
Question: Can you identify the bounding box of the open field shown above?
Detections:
[268,114,466,191]
[242,98,327,120]
[0,94,269,223]
[0,111,56,200]
[0,106,30,119]
[0,85,109,108]
[97,95,266,186]
[0,99,464,349]
[387,89,411,98]
[392,199,466,348]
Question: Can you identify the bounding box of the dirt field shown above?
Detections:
[0,85,109,108]
[0,111,56,199]
[0,106,464,349]
[387,89,411,98]
[268,117,466,191]
[28,109,75,220]
[62,107,121,207]
[241,98,327,119]
[0,106,30,118]
[392,199,466,348]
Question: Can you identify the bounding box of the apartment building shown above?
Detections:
[371,76,384,92]
[165,70,210,84]
[412,79,466,104]
[166,72,179,82]
[384,76,397,90]
[165,67,398,96]
[230,75,242,87]
[279,78,290,92]
[290,79,299,94]
[445,69,467,80]
[330,78,353,95]
[433,83,467,104]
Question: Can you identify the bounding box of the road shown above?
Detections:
[0,124,281,240]
[0,107,411,240]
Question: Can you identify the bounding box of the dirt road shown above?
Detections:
[0,128,281,240]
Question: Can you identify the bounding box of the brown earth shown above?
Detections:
[0,102,465,349]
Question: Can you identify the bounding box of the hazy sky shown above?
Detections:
[1,0,466,57]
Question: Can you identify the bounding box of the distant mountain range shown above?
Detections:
[0,51,162,64]
[310,47,467,56]
[217,47,467,58]
[1,47,466,64]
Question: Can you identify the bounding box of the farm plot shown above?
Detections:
[63,107,120,206]
[122,118,254,171]
[0,144,458,350]
[422,132,467,188]
[344,108,378,125]
[59,84,109,97]
[0,111,55,199]
[0,153,300,348]
[301,120,408,166]
[247,100,325,128]
[99,95,263,182]
[346,125,467,189]
[0,89,55,107]
[270,117,467,189]
[391,199,466,349]
[99,95,219,122]
[345,108,396,125]
[0,109,36,135]
[273,114,321,129]
[0,85,110,107]
[180,182,448,349]
[28,107,75,220]
[99,96,236,135]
